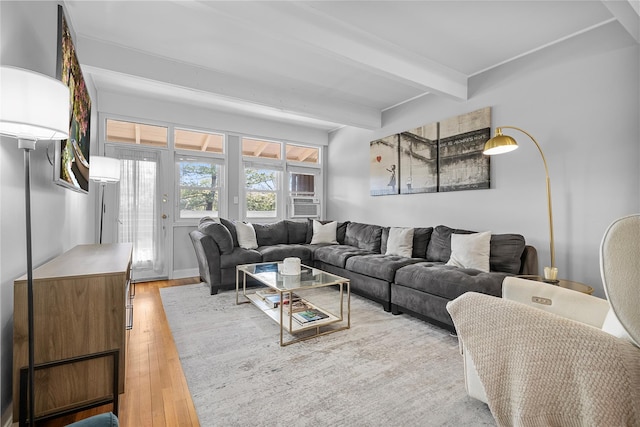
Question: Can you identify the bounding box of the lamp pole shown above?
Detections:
[19,139,37,427]
[484,126,555,270]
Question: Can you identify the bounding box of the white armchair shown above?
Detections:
[447,214,640,426]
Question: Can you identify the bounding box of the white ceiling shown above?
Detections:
[64,0,640,132]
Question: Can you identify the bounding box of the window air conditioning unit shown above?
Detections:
[290,197,320,218]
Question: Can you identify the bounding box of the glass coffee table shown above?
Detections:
[236,262,350,346]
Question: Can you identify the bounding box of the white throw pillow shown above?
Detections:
[310,220,338,244]
[235,221,258,249]
[446,231,491,272]
[385,227,414,257]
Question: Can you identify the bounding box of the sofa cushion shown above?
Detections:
[344,222,383,252]
[305,220,349,244]
[427,225,525,273]
[285,220,309,244]
[220,218,239,247]
[426,225,462,262]
[310,220,339,244]
[199,220,234,255]
[489,234,526,275]
[385,227,415,258]
[394,262,508,300]
[346,254,423,282]
[253,221,288,246]
[220,247,262,269]
[257,244,313,262]
[313,245,376,268]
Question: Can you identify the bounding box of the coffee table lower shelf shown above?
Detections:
[243,292,350,346]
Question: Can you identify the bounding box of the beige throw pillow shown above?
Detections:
[385,227,414,257]
[235,221,258,249]
[310,220,338,244]
[446,231,491,272]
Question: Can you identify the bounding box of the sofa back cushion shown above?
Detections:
[426,225,526,274]
[253,221,289,246]
[199,219,234,254]
[344,222,383,252]
[220,218,239,247]
[285,220,309,244]
[426,225,458,262]
[489,234,526,275]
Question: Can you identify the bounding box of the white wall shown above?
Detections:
[327,21,640,298]
[0,1,97,420]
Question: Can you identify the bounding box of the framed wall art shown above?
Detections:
[54,5,91,193]
[369,107,491,196]
[370,134,400,196]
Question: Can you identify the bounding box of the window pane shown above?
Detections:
[242,138,281,160]
[246,191,277,218]
[106,119,167,147]
[178,160,222,219]
[245,168,279,191]
[290,173,315,196]
[286,144,319,164]
[175,129,224,154]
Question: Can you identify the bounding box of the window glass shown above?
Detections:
[245,167,280,218]
[106,119,168,147]
[177,156,223,219]
[290,172,315,197]
[242,138,281,160]
[286,144,319,164]
[175,129,224,154]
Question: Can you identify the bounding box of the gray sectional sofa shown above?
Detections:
[189,218,538,330]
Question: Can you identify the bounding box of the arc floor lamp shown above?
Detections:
[483,126,556,276]
[0,66,70,426]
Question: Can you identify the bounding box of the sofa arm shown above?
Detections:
[189,230,222,294]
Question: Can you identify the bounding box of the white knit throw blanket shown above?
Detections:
[448,292,640,427]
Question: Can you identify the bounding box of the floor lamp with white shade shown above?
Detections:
[0,66,70,426]
[89,156,121,244]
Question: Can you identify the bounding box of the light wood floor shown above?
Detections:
[39,278,201,427]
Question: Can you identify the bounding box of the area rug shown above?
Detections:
[160,283,495,426]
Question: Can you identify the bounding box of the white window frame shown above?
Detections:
[242,159,284,222]
[175,151,226,222]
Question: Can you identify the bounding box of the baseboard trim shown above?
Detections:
[172,268,199,280]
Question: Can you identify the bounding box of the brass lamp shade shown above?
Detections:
[483,128,519,155]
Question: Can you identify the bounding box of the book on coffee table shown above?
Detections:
[292,308,329,324]
[264,293,300,308]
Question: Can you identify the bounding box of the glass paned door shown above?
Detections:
[106,145,169,281]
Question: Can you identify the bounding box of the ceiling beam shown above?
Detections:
[602,0,640,43]
[77,37,381,130]
[191,1,468,101]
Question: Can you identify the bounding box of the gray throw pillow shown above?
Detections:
[199,221,234,254]
[219,218,239,247]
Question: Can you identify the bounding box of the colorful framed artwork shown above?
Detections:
[54,5,91,193]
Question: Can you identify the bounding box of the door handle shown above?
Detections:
[162,214,168,219]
